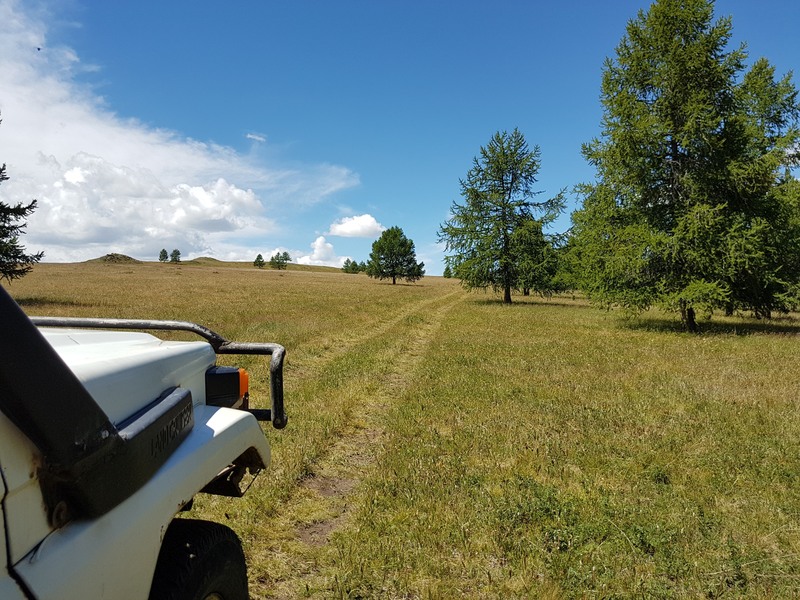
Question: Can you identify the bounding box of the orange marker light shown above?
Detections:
[238,368,249,398]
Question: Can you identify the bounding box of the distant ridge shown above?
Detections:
[80,254,342,273]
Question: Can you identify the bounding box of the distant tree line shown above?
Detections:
[253,251,292,269]
[341,258,367,274]
[269,251,291,269]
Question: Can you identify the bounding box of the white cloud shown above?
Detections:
[296,236,348,268]
[246,132,266,143]
[0,0,358,262]
[327,213,385,237]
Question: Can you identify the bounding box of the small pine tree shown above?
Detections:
[269,252,288,270]
[0,162,43,282]
[342,258,363,274]
[254,253,265,269]
[158,248,168,262]
[169,249,181,263]
[366,226,425,284]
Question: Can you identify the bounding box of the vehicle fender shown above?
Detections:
[12,405,270,600]
[1,474,31,600]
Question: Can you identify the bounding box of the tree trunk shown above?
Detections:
[504,285,512,304]
[679,300,698,333]
[686,306,697,333]
[680,300,697,333]
[392,275,396,284]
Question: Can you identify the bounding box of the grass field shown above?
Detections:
[6,261,800,598]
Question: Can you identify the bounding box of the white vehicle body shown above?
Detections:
[0,288,286,600]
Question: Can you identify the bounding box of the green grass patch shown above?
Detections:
[313,300,800,598]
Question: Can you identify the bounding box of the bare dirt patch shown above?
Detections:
[296,513,349,547]
[302,474,356,499]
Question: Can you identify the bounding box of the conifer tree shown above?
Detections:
[0,162,43,282]
[571,0,800,330]
[366,226,424,284]
[269,252,289,270]
[439,129,563,303]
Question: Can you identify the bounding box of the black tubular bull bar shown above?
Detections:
[28,315,287,430]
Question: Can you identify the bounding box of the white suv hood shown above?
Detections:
[40,329,216,425]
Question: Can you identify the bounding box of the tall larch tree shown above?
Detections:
[439,128,564,304]
[570,0,800,331]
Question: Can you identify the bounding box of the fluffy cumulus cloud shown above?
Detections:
[0,0,358,262]
[327,214,385,238]
[296,236,348,268]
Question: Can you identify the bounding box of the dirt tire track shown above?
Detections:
[265,289,464,598]
[288,288,463,378]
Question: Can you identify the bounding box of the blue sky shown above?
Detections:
[1,0,799,274]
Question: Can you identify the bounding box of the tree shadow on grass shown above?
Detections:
[369,280,432,288]
[467,293,800,336]
[470,294,594,311]
[623,316,800,336]
[13,296,89,309]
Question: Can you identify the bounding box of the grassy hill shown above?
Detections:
[84,253,142,264]
[6,262,800,597]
